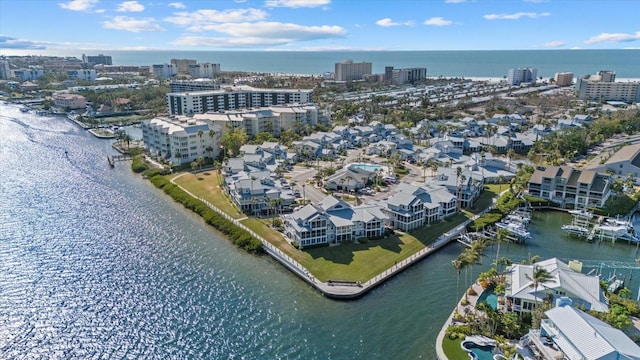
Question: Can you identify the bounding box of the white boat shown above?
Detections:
[561,224,591,236]
[496,221,531,239]
[568,209,593,219]
[506,214,530,225]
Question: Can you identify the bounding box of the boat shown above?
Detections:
[568,208,594,219]
[506,214,530,225]
[496,221,531,239]
[561,224,591,238]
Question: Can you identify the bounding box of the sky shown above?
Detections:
[1,0,639,53]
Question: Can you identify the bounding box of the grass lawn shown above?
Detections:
[442,337,468,360]
[171,171,245,219]
[484,184,504,196]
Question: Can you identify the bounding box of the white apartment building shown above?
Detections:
[152,64,177,79]
[507,67,537,85]
[166,85,314,116]
[335,60,372,81]
[553,72,573,86]
[53,93,87,109]
[577,71,639,102]
[66,69,97,82]
[13,68,45,81]
[0,60,10,80]
[188,63,220,78]
[141,116,222,165]
[193,104,320,137]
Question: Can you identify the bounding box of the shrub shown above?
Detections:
[467,288,477,296]
[131,155,150,173]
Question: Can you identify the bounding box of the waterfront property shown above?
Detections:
[282,195,387,248]
[530,301,640,360]
[527,165,612,209]
[141,116,222,165]
[586,143,640,180]
[504,258,608,314]
[382,183,457,232]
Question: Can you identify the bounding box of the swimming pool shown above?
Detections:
[462,341,495,360]
[477,287,498,310]
[350,163,382,172]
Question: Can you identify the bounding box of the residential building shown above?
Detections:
[13,68,45,81]
[383,183,457,231]
[282,196,387,248]
[431,167,484,208]
[507,67,537,85]
[141,116,222,165]
[0,60,10,80]
[94,64,150,76]
[586,143,640,180]
[188,63,220,78]
[527,165,612,208]
[335,60,372,81]
[82,54,112,66]
[576,71,640,102]
[193,104,321,137]
[170,58,196,74]
[53,93,87,109]
[384,66,427,85]
[553,72,573,86]
[169,79,220,93]
[504,258,608,315]
[66,69,97,81]
[325,166,377,192]
[152,64,177,79]
[534,303,640,360]
[166,85,314,116]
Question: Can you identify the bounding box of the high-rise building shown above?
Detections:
[0,60,10,80]
[576,71,639,102]
[507,67,537,85]
[170,59,196,74]
[82,54,112,65]
[152,64,177,79]
[554,72,574,86]
[188,63,221,78]
[13,68,45,81]
[169,80,220,93]
[384,66,427,85]
[166,86,314,116]
[67,69,97,81]
[334,60,372,81]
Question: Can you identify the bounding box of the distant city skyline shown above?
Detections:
[1,0,639,53]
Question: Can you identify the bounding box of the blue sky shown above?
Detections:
[1,0,639,53]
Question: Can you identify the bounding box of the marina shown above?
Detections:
[561,209,640,244]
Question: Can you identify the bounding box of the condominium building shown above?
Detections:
[82,54,112,66]
[166,85,314,116]
[193,104,320,137]
[0,60,10,80]
[66,69,97,81]
[283,196,388,248]
[335,60,372,81]
[553,72,573,86]
[170,58,196,74]
[576,71,640,102]
[384,183,457,232]
[141,116,222,165]
[384,66,427,85]
[507,67,537,85]
[53,93,87,109]
[527,165,612,208]
[169,80,220,93]
[13,68,45,81]
[188,63,220,78]
[152,64,177,79]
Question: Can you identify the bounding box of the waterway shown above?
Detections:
[1,102,639,359]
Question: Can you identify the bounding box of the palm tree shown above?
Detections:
[525,265,554,310]
[494,228,509,267]
[497,174,505,194]
[452,258,464,303]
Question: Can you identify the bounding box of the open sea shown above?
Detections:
[9,49,640,78]
[3,102,640,358]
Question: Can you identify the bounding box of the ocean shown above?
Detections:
[2,102,640,358]
[10,49,640,78]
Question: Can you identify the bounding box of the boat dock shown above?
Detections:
[561,210,639,245]
[107,154,131,167]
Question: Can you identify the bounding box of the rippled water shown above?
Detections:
[1,102,639,359]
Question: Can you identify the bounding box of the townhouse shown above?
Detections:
[527,165,612,208]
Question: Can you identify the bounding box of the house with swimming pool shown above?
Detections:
[504,258,608,315]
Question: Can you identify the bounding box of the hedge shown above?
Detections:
[149,175,263,254]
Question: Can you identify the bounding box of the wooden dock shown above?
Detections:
[107,154,131,167]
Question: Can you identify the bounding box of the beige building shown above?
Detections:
[576,70,640,102]
[553,72,573,86]
[53,93,87,109]
[335,60,372,81]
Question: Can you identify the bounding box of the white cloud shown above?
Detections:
[424,17,453,26]
[264,0,330,8]
[171,21,346,47]
[483,12,550,20]
[58,0,98,12]
[95,8,105,13]
[584,31,640,44]
[103,16,165,32]
[168,2,186,9]
[164,8,267,29]
[375,18,414,27]
[445,0,466,3]
[523,0,548,2]
[117,1,144,12]
[0,35,47,49]
[543,40,565,48]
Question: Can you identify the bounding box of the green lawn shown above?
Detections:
[172,171,245,219]
[442,337,468,360]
